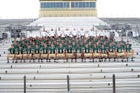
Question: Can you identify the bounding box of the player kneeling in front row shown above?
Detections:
[7,45,15,63]
[108,43,116,62]
[125,43,134,61]
[84,45,91,62]
[54,48,58,63]
[63,49,68,62]
[22,46,30,63]
[33,45,40,62]
[90,49,95,62]
[81,48,85,62]
[72,49,77,62]
[101,45,107,62]
[42,44,49,62]
[39,46,44,63]
[66,44,73,62]
[57,44,64,62]
[15,47,23,63]
[116,44,123,62]
[49,45,55,62]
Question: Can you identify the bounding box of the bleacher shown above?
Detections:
[0,63,140,93]
[0,37,140,93]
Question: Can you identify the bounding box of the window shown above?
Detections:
[41,3,45,8]
[90,2,96,8]
[71,2,96,8]
[85,2,89,8]
[41,2,69,8]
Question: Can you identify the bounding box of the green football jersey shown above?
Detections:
[8,48,15,54]
[85,47,90,53]
[35,47,39,54]
[27,47,31,54]
[39,47,44,53]
[43,47,48,54]
[67,47,72,53]
[101,47,106,53]
[75,47,80,53]
[18,48,23,54]
[109,45,114,52]
[117,46,122,53]
[22,48,28,54]
[94,47,98,52]
[126,44,132,52]
[58,47,63,53]
[49,47,55,54]
[31,47,35,53]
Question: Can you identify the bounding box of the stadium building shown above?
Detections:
[39,0,97,17]
[30,0,116,38]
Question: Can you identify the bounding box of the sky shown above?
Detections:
[0,0,140,19]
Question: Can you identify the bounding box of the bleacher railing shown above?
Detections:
[23,75,117,93]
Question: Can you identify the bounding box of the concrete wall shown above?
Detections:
[40,9,97,17]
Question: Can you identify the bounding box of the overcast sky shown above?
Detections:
[0,0,140,19]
